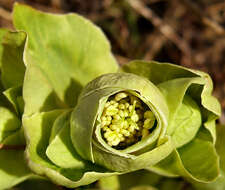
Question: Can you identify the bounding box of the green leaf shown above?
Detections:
[23,110,118,188]
[0,149,32,190]
[192,171,225,190]
[93,136,173,172]
[23,109,66,169]
[46,111,86,169]
[0,28,8,69]
[1,127,25,146]
[178,138,219,182]
[171,95,201,148]
[148,133,220,183]
[3,86,23,115]
[13,3,118,116]
[157,77,204,137]
[98,175,120,190]
[0,106,21,142]
[216,125,225,171]
[1,31,26,89]
[191,125,225,190]
[121,60,197,85]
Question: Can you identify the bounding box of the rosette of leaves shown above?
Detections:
[6,3,221,189]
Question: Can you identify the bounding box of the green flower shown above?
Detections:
[0,3,222,189]
[71,62,221,183]
[71,72,171,173]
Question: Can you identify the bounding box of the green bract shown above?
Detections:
[122,61,221,182]
[71,73,172,172]
[0,30,34,189]
[0,30,26,146]
[0,3,222,190]
[13,3,119,188]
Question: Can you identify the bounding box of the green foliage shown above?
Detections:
[0,3,223,190]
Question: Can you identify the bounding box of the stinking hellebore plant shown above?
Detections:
[0,3,223,190]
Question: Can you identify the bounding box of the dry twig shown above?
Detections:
[115,54,131,65]
[0,7,12,21]
[181,0,225,35]
[127,0,191,58]
[144,32,166,60]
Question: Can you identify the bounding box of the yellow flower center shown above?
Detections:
[100,92,156,149]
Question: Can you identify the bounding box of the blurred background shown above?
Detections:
[0,0,224,122]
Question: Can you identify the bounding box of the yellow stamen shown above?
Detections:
[100,91,156,149]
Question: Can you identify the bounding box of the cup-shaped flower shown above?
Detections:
[71,73,172,172]
[70,59,221,183]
